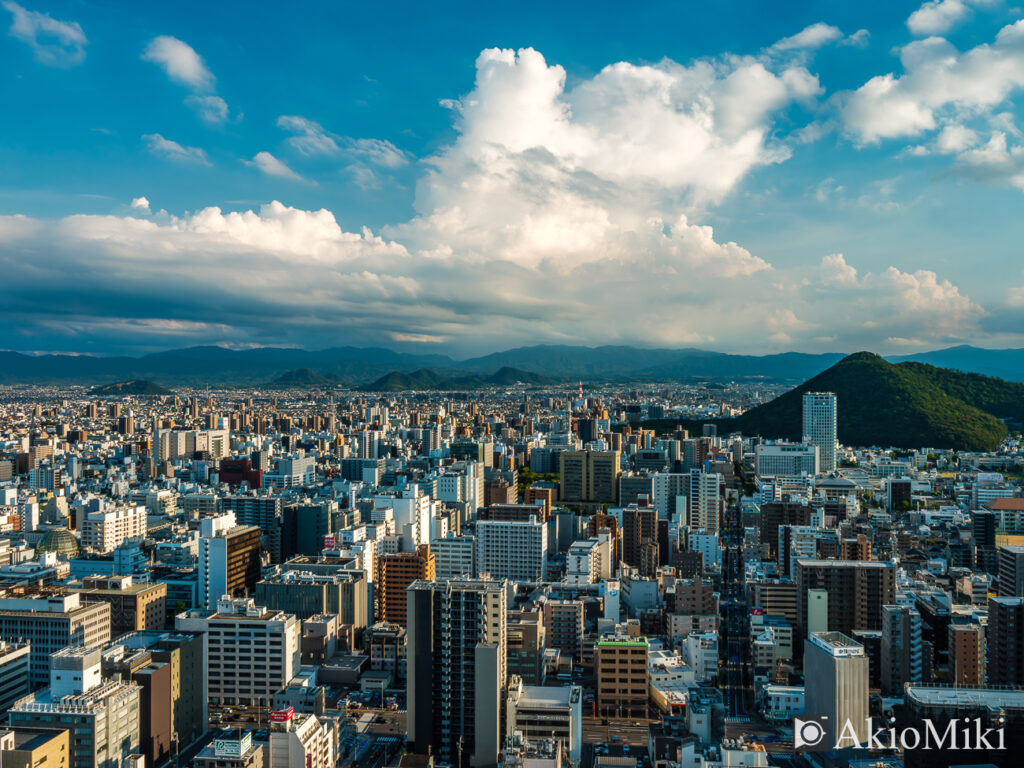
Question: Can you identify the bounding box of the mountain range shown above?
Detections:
[360,366,556,392]
[2,343,1024,386]
[634,352,1024,451]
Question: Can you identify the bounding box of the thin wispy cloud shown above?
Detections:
[142,133,211,165]
[3,0,86,67]
[277,114,412,167]
[246,151,307,182]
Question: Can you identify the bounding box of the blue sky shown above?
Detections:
[3,0,1024,356]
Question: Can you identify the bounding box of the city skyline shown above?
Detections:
[3,1,1024,356]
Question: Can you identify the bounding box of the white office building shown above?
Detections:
[755,442,819,478]
[430,534,476,579]
[176,597,300,707]
[476,517,548,582]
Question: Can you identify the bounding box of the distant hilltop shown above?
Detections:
[360,366,557,392]
[89,380,173,396]
[268,368,349,388]
[631,351,1024,451]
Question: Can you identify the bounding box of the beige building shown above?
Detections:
[0,728,71,768]
[71,575,167,636]
[559,450,621,507]
[594,633,650,719]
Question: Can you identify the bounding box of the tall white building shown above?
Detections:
[476,517,548,582]
[651,473,689,521]
[804,632,868,749]
[374,489,432,552]
[802,392,838,473]
[176,597,300,707]
[81,505,147,552]
[688,470,721,532]
[197,512,261,609]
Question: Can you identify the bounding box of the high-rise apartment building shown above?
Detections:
[541,598,585,660]
[105,630,208,753]
[796,559,895,637]
[651,472,689,520]
[688,470,721,532]
[802,392,837,473]
[949,621,985,687]
[407,578,506,767]
[987,596,1024,687]
[803,632,868,749]
[197,513,262,609]
[71,575,167,636]
[621,503,659,576]
[476,517,547,582]
[176,597,300,707]
[880,604,923,694]
[998,545,1024,597]
[225,495,285,563]
[378,545,435,626]
[81,506,147,553]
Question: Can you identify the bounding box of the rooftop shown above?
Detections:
[907,685,1024,709]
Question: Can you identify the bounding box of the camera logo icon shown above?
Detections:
[793,715,829,751]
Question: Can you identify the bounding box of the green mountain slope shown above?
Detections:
[268,368,348,388]
[361,367,557,392]
[90,380,173,396]
[632,352,1014,450]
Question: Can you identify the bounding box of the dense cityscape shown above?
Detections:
[0,366,1020,768]
[6,0,1024,767]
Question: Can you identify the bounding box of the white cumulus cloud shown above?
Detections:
[142,35,214,89]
